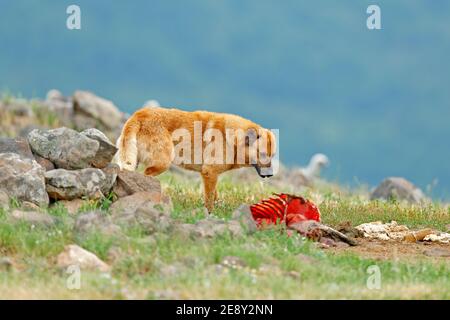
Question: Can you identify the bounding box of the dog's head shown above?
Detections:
[240,127,277,178]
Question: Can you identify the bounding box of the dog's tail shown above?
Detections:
[114,120,140,171]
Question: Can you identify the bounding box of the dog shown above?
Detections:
[114,106,277,212]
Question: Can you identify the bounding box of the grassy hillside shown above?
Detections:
[0,171,449,299]
[1,1,450,196]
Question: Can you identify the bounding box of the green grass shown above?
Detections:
[0,172,449,299]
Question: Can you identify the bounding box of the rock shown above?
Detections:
[27,127,100,170]
[0,257,14,271]
[231,204,258,234]
[80,128,118,168]
[0,153,49,206]
[296,253,317,264]
[32,154,55,171]
[20,201,41,211]
[113,170,161,198]
[370,177,427,204]
[110,191,162,216]
[45,168,116,200]
[74,211,121,236]
[177,217,244,239]
[73,91,122,130]
[56,199,86,215]
[111,198,172,233]
[2,99,33,117]
[9,210,55,227]
[221,256,247,269]
[423,248,450,258]
[46,89,66,101]
[19,125,46,138]
[56,245,111,272]
[0,191,9,210]
[0,137,34,159]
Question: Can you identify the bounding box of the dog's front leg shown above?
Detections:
[201,169,218,213]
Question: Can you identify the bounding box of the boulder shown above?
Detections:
[113,170,161,198]
[73,91,122,130]
[0,153,49,206]
[0,257,14,271]
[110,191,162,216]
[80,128,118,168]
[55,199,86,215]
[0,137,34,159]
[111,200,172,233]
[176,217,244,239]
[9,210,55,227]
[56,244,110,272]
[231,204,258,234]
[32,154,55,171]
[1,98,33,117]
[45,168,116,200]
[27,127,99,170]
[371,177,427,204]
[74,211,121,236]
[0,191,10,210]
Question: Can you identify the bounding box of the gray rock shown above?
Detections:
[73,91,122,130]
[74,211,121,236]
[45,167,116,200]
[0,153,49,206]
[56,244,111,272]
[112,199,172,233]
[81,128,118,168]
[113,170,161,198]
[27,127,100,170]
[0,137,34,159]
[0,191,9,210]
[19,125,46,138]
[9,209,55,227]
[371,177,427,204]
[110,191,162,216]
[231,204,258,234]
[176,217,244,239]
[0,257,14,271]
[32,153,55,171]
[56,199,86,215]
[46,89,66,101]
[20,201,41,211]
[2,99,33,117]
[221,256,247,269]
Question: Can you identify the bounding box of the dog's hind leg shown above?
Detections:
[142,131,173,177]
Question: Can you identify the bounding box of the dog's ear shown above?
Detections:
[245,128,258,146]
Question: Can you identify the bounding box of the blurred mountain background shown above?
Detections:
[1,0,449,198]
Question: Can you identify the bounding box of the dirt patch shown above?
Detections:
[329,237,450,261]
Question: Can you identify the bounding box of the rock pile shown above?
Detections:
[0,126,163,210]
[0,89,128,141]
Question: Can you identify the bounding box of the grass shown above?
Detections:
[0,171,449,299]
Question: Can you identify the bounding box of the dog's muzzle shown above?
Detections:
[253,164,273,178]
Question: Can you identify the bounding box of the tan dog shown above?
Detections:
[114,106,276,212]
